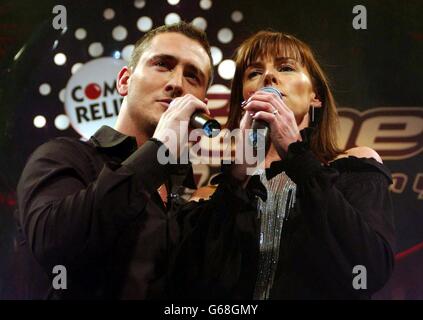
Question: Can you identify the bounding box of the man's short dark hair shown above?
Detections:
[129,21,214,87]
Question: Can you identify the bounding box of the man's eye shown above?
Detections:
[186,73,200,83]
[155,60,168,68]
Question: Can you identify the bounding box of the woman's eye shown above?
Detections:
[247,71,261,79]
[278,65,295,72]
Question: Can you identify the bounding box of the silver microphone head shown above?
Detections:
[190,111,221,138]
[260,86,283,99]
[248,87,283,150]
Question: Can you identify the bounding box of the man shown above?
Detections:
[15,22,229,299]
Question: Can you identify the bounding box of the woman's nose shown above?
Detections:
[263,71,278,87]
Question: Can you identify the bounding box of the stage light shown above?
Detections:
[217,28,233,44]
[192,17,207,31]
[165,13,181,25]
[33,115,47,128]
[59,89,65,103]
[88,42,104,57]
[134,0,146,9]
[112,25,128,41]
[39,83,51,96]
[103,8,115,20]
[200,0,212,10]
[211,46,222,66]
[55,114,70,130]
[218,59,235,80]
[54,53,67,65]
[74,28,87,40]
[71,63,83,74]
[231,10,243,23]
[112,51,121,59]
[137,16,153,32]
[122,45,134,62]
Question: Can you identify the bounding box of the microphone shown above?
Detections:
[190,111,221,138]
[248,86,283,150]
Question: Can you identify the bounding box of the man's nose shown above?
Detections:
[165,68,184,98]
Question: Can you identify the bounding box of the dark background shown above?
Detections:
[0,0,422,299]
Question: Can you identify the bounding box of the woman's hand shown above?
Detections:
[243,91,302,158]
[227,107,260,186]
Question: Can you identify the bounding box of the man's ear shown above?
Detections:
[117,66,131,96]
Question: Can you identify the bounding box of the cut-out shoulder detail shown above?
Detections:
[328,155,392,183]
[331,147,383,164]
[190,185,217,202]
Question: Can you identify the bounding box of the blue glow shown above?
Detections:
[113,51,121,59]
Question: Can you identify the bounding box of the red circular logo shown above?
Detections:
[84,83,102,100]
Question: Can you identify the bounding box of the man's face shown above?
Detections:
[118,32,211,137]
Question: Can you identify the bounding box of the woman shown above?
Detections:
[176,30,395,299]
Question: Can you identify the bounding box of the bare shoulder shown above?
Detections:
[333,146,383,164]
[190,185,217,202]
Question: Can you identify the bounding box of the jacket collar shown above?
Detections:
[90,125,137,150]
[89,126,197,189]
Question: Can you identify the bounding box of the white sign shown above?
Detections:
[64,57,126,139]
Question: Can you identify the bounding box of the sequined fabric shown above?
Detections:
[253,171,297,300]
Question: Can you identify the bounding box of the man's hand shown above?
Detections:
[153,94,210,160]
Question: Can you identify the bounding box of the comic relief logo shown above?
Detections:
[64,57,126,139]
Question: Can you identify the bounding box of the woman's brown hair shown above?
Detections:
[226,30,343,163]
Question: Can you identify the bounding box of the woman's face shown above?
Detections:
[242,54,321,124]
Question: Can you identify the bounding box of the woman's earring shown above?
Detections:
[309,105,320,128]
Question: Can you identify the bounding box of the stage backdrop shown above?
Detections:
[0,0,422,299]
